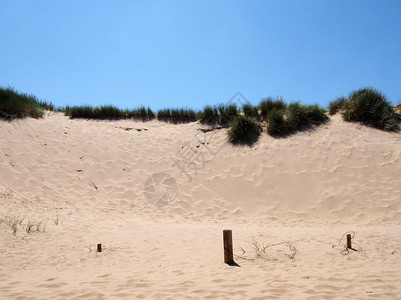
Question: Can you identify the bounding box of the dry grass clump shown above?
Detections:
[236,237,297,262]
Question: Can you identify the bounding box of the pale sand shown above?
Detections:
[1,112,400,299]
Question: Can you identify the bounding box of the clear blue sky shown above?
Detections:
[1,0,400,110]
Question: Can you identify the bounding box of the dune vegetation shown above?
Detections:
[0,87,53,119]
[64,105,156,120]
[227,115,261,145]
[1,86,399,145]
[329,87,399,131]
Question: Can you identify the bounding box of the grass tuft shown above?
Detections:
[266,109,287,136]
[125,106,153,120]
[0,86,48,119]
[67,105,97,118]
[0,214,48,236]
[198,104,238,125]
[264,101,328,137]
[328,97,347,115]
[94,105,122,118]
[341,87,399,131]
[286,102,329,131]
[286,102,310,130]
[227,115,261,145]
[305,104,329,124]
[66,105,157,120]
[242,103,259,119]
[170,108,198,123]
[218,103,238,125]
[198,105,219,124]
[259,97,286,118]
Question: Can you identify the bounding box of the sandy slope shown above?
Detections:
[1,112,400,299]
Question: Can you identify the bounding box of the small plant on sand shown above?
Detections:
[218,103,238,125]
[198,105,219,124]
[25,220,34,233]
[36,219,48,232]
[242,103,259,119]
[286,102,310,130]
[0,216,21,235]
[264,102,328,137]
[305,104,329,124]
[0,214,49,235]
[342,87,399,131]
[11,219,18,235]
[328,97,347,115]
[266,108,287,136]
[227,115,261,145]
[286,102,328,131]
[259,96,287,118]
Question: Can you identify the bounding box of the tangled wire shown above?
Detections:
[333,231,362,255]
[235,237,297,262]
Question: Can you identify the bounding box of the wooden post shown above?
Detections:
[223,230,234,264]
[346,234,352,249]
[97,243,102,252]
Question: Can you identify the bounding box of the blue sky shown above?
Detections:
[1,0,400,110]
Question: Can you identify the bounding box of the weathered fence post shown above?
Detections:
[223,230,234,264]
[346,234,352,249]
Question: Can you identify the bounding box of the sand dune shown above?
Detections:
[1,112,401,299]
